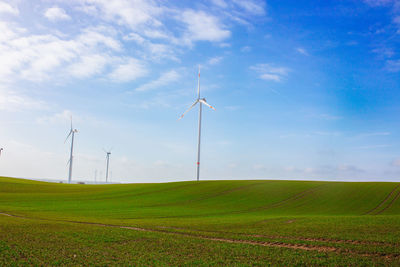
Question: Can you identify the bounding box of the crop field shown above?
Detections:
[1,177,400,266]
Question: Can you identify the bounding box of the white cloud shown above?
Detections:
[109,57,148,82]
[386,59,400,72]
[210,0,228,8]
[78,27,121,51]
[241,46,251,52]
[259,73,281,82]
[180,10,231,43]
[0,88,45,111]
[136,70,180,92]
[337,164,364,173]
[363,0,395,7]
[68,54,108,78]
[44,7,71,21]
[208,56,223,65]
[0,1,19,15]
[36,110,74,124]
[296,47,308,55]
[357,132,391,138]
[81,0,163,29]
[314,114,342,120]
[250,64,290,82]
[355,144,391,149]
[0,22,127,83]
[232,0,266,16]
[372,47,395,59]
[123,32,146,44]
[123,32,177,60]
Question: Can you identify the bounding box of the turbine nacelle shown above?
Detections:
[178,98,215,120]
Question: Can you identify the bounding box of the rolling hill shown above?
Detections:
[1,177,400,265]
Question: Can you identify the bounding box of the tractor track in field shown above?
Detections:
[375,189,400,215]
[364,184,400,215]
[128,184,326,220]
[1,212,399,260]
[142,181,270,208]
[243,184,325,213]
[157,226,396,247]
[87,181,215,201]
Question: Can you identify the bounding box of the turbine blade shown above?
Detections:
[66,158,71,167]
[70,115,73,130]
[64,130,72,143]
[178,100,199,120]
[197,66,200,98]
[199,99,216,110]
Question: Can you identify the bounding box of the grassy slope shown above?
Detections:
[1,177,400,265]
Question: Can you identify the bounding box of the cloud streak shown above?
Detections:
[250,64,290,82]
[136,70,180,92]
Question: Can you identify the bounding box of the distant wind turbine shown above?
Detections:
[65,117,78,184]
[179,67,216,181]
[0,148,3,157]
[104,148,112,183]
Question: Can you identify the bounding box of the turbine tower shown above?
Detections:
[0,148,3,157]
[104,149,112,183]
[65,117,78,184]
[179,67,216,181]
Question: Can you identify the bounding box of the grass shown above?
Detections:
[1,177,400,265]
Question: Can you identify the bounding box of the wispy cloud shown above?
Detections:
[241,46,251,52]
[67,54,109,78]
[386,59,400,72]
[392,159,400,166]
[208,56,223,65]
[357,132,391,138]
[36,110,74,124]
[231,0,266,16]
[363,0,396,7]
[313,113,342,120]
[0,1,19,15]
[44,7,71,21]
[0,88,46,111]
[108,58,148,82]
[250,63,290,82]
[179,10,231,44]
[0,22,131,83]
[296,47,308,55]
[355,144,392,149]
[136,70,180,92]
[81,0,163,30]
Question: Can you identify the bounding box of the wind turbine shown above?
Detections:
[179,67,216,181]
[104,148,112,183]
[65,117,78,184]
[0,148,3,157]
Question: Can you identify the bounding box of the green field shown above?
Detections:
[1,177,400,266]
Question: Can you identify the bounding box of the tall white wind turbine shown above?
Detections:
[104,149,112,183]
[179,67,216,181]
[65,117,78,184]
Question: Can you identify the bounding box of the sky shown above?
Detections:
[0,0,400,183]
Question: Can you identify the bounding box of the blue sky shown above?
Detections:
[0,0,400,182]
